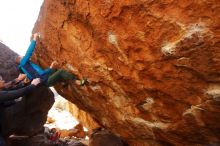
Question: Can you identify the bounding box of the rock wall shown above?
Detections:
[0,42,54,137]
[48,94,99,131]
[67,102,100,131]
[0,43,18,81]
[33,0,220,145]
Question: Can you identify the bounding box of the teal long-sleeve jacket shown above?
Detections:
[18,40,51,80]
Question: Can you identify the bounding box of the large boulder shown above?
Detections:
[0,43,18,81]
[89,128,127,146]
[33,0,220,145]
[0,42,54,137]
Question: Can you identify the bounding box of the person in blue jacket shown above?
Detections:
[15,33,86,87]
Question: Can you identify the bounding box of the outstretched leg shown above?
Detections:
[46,69,78,87]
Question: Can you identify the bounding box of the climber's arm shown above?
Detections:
[43,68,53,75]
[0,78,40,103]
[20,33,39,64]
[42,61,58,75]
[0,84,35,103]
[20,40,36,64]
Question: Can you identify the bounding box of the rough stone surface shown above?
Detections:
[0,42,54,137]
[0,43,19,81]
[33,0,220,145]
[67,102,100,131]
[89,128,127,146]
[48,94,99,132]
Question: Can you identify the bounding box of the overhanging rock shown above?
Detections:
[33,1,220,145]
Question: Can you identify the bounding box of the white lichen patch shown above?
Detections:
[207,87,220,97]
[107,67,113,71]
[185,23,209,39]
[66,63,78,73]
[161,41,178,55]
[132,117,169,129]
[141,97,154,111]
[206,84,220,99]
[107,31,129,64]
[183,105,205,116]
[90,85,102,92]
[108,32,119,48]
[182,105,206,126]
[161,22,211,56]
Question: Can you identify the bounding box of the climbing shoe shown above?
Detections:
[80,79,87,86]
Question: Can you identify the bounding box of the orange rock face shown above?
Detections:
[33,0,220,145]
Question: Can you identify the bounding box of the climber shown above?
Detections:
[15,33,86,87]
[0,78,41,103]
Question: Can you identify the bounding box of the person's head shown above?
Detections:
[0,76,5,89]
[51,128,57,133]
[15,56,22,64]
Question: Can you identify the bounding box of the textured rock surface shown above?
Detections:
[48,94,99,132]
[0,43,18,81]
[0,42,54,137]
[33,0,220,145]
[89,128,127,146]
[67,102,100,131]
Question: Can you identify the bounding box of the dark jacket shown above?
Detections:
[0,85,35,103]
[0,85,36,146]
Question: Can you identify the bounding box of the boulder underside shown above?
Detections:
[33,0,220,145]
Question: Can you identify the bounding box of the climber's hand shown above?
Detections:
[33,33,40,41]
[50,61,59,69]
[31,78,41,86]
[16,74,26,82]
